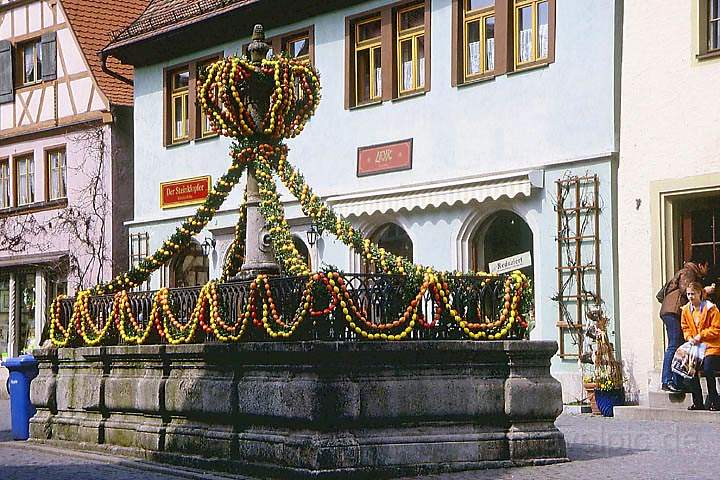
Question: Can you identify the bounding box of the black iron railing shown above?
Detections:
[56,273,528,344]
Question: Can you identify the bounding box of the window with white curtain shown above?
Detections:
[463,0,495,81]
[47,148,67,200]
[397,4,425,95]
[0,159,10,208]
[515,0,549,67]
[15,155,34,206]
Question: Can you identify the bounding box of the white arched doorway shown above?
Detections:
[292,235,312,271]
[361,222,414,272]
[470,210,534,278]
[169,240,210,288]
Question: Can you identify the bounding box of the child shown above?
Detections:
[681,281,720,410]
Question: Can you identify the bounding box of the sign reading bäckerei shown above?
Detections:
[160,176,211,209]
[489,251,532,274]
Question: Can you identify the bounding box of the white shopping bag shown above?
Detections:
[672,341,707,379]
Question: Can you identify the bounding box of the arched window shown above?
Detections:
[170,241,210,288]
[471,210,533,278]
[292,236,312,271]
[364,223,413,272]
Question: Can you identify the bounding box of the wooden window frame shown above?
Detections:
[13,152,34,206]
[396,4,427,95]
[0,158,10,209]
[130,232,151,291]
[17,38,42,87]
[462,0,497,82]
[45,145,67,201]
[163,52,224,147]
[196,57,222,140]
[451,0,553,86]
[355,15,384,105]
[345,0,431,109]
[699,0,720,59]
[170,67,190,144]
[242,26,316,64]
[512,0,554,70]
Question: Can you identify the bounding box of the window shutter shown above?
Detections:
[41,32,57,81]
[0,40,14,104]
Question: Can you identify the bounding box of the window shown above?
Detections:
[170,69,190,143]
[130,232,151,290]
[346,2,430,108]
[165,53,223,146]
[514,0,549,67]
[397,4,426,95]
[17,272,35,354]
[452,0,553,85]
[0,275,8,358]
[197,61,219,138]
[285,34,311,62]
[19,39,42,86]
[355,16,383,104]
[46,148,67,200]
[0,159,9,208]
[15,154,34,206]
[463,0,495,80]
[707,0,720,52]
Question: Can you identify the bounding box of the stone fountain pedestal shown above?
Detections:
[29,340,567,478]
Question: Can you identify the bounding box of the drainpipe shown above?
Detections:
[100,52,133,86]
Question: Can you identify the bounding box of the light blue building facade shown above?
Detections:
[106,0,622,399]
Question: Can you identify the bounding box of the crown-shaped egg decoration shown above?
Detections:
[197,24,321,141]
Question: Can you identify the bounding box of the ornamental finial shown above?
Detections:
[248,24,269,64]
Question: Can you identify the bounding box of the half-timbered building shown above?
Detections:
[0,0,146,365]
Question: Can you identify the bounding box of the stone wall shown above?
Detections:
[30,341,567,478]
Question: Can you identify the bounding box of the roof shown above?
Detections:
[103,0,364,66]
[61,0,150,106]
[110,0,256,47]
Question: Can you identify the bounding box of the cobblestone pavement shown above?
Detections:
[0,399,716,479]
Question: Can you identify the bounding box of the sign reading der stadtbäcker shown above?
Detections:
[488,251,532,275]
[160,175,211,209]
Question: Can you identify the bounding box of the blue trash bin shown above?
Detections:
[2,355,39,440]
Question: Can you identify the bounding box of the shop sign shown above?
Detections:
[489,251,532,274]
[357,138,413,177]
[160,175,211,209]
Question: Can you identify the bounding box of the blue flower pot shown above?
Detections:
[594,389,624,417]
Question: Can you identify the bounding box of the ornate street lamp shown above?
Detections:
[305,223,323,247]
[201,237,216,257]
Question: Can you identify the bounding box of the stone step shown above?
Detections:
[614,406,720,423]
[648,391,693,409]
[648,377,719,409]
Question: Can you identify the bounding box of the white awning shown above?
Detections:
[326,169,544,218]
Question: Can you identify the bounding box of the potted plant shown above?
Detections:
[582,373,601,415]
[593,364,624,417]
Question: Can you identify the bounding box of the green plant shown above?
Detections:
[594,364,623,391]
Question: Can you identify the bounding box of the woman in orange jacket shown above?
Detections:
[681,281,720,410]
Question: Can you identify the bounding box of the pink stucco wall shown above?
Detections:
[0,124,116,294]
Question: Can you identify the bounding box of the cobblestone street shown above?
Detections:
[0,399,714,479]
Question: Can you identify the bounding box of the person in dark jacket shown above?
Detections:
[660,260,715,392]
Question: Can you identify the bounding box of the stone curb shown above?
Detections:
[5,440,251,480]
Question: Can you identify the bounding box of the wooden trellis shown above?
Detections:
[555,174,601,358]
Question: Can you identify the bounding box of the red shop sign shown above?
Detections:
[357,138,413,177]
[160,175,211,209]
